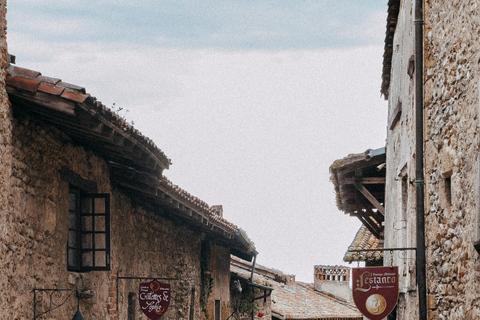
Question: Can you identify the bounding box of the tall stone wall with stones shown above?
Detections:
[0,0,14,318]
[203,244,232,320]
[384,0,418,318]
[423,1,480,319]
[0,0,9,240]
[2,111,223,319]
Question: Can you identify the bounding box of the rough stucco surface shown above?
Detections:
[423,1,480,319]
[384,0,418,319]
[1,110,235,319]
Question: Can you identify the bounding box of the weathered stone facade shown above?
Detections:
[384,0,480,319]
[423,1,480,319]
[2,110,239,319]
[383,0,418,318]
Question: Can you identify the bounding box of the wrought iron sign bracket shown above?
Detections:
[33,287,78,319]
[348,247,417,268]
[347,247,416,253]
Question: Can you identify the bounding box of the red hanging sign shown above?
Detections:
[139,280,171,320]
[352,266,399,320]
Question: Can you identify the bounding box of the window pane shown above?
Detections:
[68,231,77,248]
[69,193,76,212]
[82,216,92,231]
[82,251,93,267]
[94,197,105,214]
[95,234,106,249]
[82,233,92,248]
[68,249,78,266]
[95,251,107,267]
[95,216,105,231]
[69,211,77,229]
[82,197,92,214]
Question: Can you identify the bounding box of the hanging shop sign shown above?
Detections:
[352,266,399,320]
[139,280,171,320]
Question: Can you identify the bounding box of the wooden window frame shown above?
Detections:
[67,187,111,272]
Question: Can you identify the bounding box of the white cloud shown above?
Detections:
[8,35,387,281]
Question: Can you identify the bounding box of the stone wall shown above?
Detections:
[384,0,418,318]
[386,0,480,319]
[203,244,232,320]
[1,111,225,319]
[423,0,480,319]
[0,0,15,318]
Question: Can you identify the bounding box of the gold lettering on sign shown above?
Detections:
[355,271,396,293]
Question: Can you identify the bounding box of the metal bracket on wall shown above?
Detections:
[347,247,416,253]
[347,247,417,268]
[33,287,78,319]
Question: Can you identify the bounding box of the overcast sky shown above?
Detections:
[7,1,388,282]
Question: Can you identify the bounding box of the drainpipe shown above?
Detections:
[249,253,257,283]
[414,0,427,319]
[249,253,257,320]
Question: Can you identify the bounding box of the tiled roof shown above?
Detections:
[6,64,171,171]
[344,225,383,262]
[329,148,386,239]
[381,0,401,98]
[6,63,256,257]
[230,255,289,287]
[231,258,362,320]
[271,282,362,319]
[329,148,386,211]
[160,177,242,235]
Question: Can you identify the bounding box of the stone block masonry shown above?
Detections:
[423,1,480,319]
[1,112,207,319]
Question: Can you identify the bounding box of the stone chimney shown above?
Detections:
[314,265,352,303]
[211,205,223,218]
[285,274,296,285]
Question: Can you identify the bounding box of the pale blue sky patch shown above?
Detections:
[9,1,386,49]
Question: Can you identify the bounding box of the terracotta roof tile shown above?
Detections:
[37,75,61,85]
[60,90,89,103]
[6,74,40,93]
[38,83,64,96]
[8,65,41,78]
[343,225,383,262]
[271,282,362,319]
[58,81,86,94]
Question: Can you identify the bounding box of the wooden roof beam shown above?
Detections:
[357,215,381,239]
[341,177,386,185]
[354,181,385,216]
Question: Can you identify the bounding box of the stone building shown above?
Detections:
[0,6,257,318]
[381,0,480,319]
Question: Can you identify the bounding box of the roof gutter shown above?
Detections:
[414,0,427,319]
